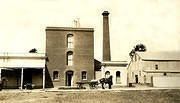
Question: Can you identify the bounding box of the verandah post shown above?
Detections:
[43,68,45,90]
[21,68,23,90]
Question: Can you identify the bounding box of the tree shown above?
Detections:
[29,48,37,53]
[129,44,146,58]
[134,44,146,52]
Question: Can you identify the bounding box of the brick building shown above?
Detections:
[45,27,94,87]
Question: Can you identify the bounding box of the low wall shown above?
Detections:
[153,77,180,87]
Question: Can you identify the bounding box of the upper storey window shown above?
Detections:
[67,51,73,66]
[155,64,158,70]
[67,34,74,48]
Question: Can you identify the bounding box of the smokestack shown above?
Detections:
[102,11,111,61]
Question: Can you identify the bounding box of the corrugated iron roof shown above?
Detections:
[136,52,180,61]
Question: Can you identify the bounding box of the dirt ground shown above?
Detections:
[0,89,180,103]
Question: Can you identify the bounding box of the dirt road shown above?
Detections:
[0,89,180,103]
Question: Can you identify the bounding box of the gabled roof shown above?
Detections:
[136,52,180,61]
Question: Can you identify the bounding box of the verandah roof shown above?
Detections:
[0,52,46,68]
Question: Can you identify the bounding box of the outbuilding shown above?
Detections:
[0,52,46,89]
[100,61,128,86]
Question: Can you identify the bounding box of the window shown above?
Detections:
[155,64,158,70]
[67,51,73,66]
[53,71,59,80]
[67,34,74,48]
[164,72,167,76]
[82,71,87,80]
[116,71,121,83]
[105,71,110,78]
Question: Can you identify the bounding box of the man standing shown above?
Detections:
[108,76,113,89]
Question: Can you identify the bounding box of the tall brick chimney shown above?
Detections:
[102,11,111,61]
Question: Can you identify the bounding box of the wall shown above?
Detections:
[153,77,180,87]
[1,70,20,89]
[141,61,180,71]
[127,54,142,83]
[46,27,94,87]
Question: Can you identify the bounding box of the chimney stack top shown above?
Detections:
[102,11,109,16]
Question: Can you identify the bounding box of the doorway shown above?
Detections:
[66,71,73,86]
[23,69,32,88]
[135,75,138,83]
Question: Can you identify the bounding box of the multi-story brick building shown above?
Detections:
[45,27,94,87]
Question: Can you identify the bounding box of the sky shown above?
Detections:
[0,0,180,61]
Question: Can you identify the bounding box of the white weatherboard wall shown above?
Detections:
[153,77,180,87]
[0,59,45,68]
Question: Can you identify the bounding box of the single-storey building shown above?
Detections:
[0,52,46,89]
[100,61,128,86]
